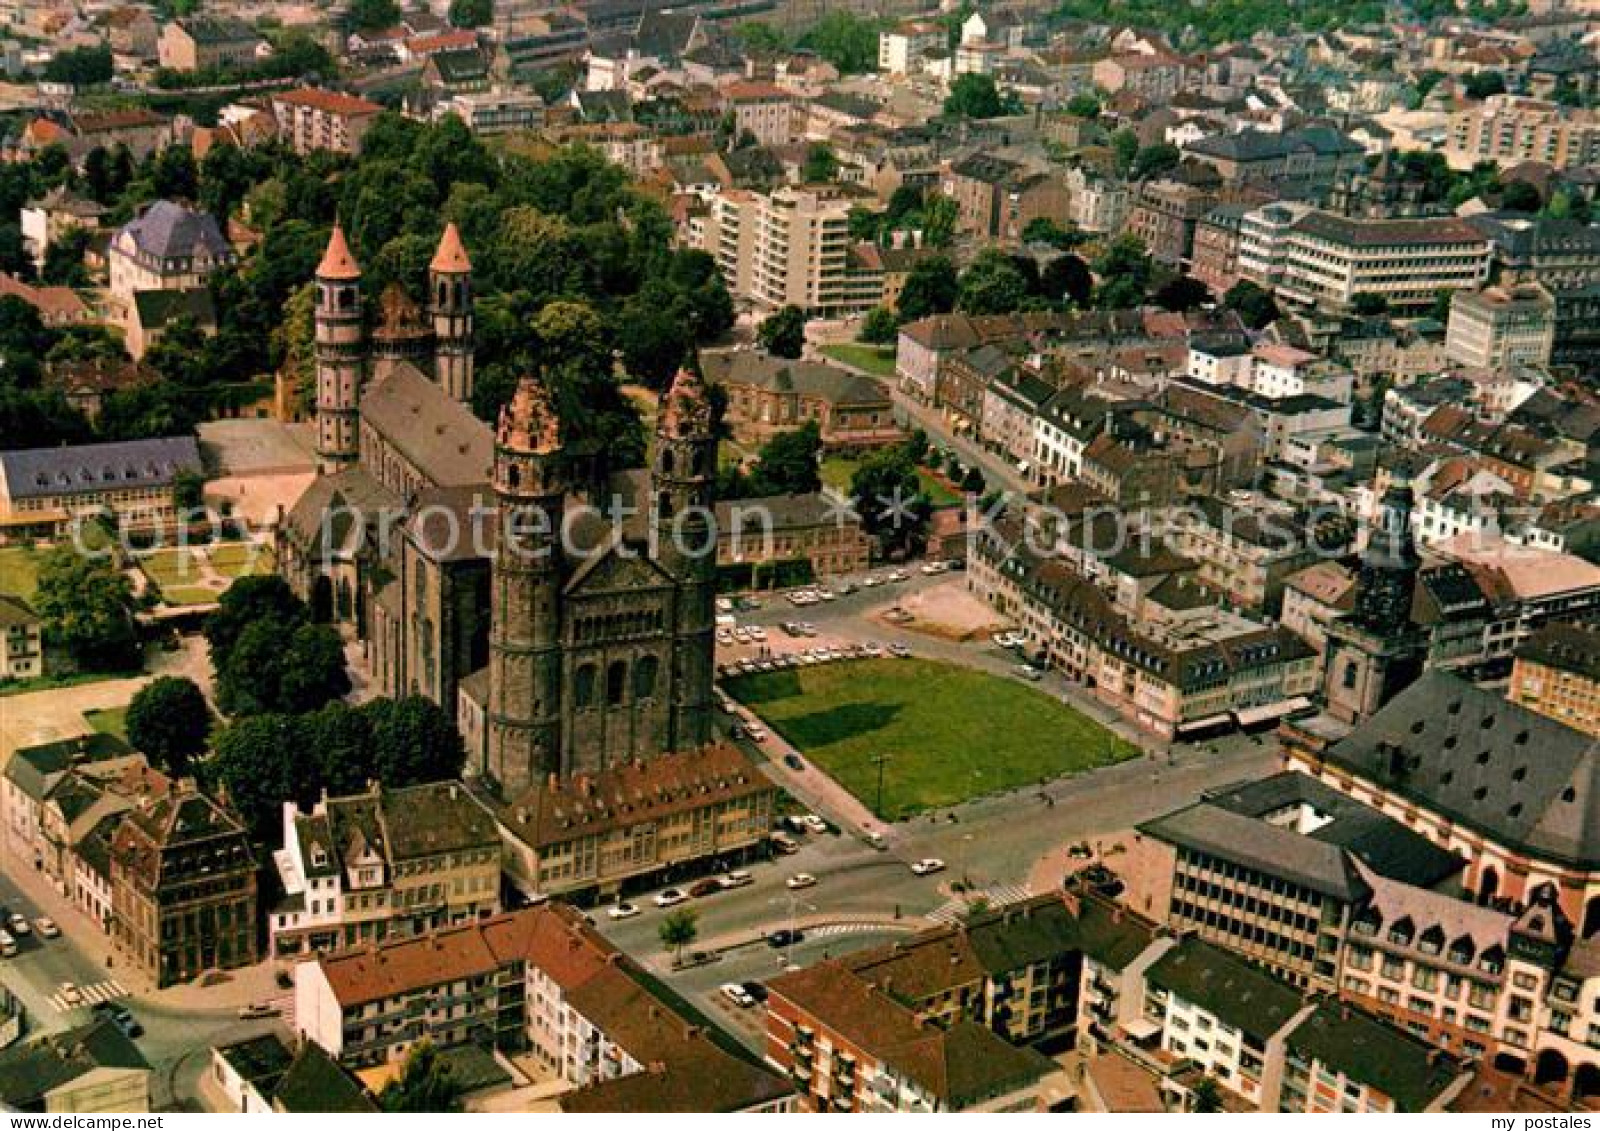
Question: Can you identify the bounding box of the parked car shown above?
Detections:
[607,902,640,920]
[653,888,689,908]
[864,831,888,851]
[911,858,946,876]
[718,870,754,890]
[888,644,911,658]
[887,570,909,583]
[237,1002,280,1020]
[92,1001,142,1038]
[33,917,59,939]
[720,982,757,1008]
[1014,664,1043,682]
[783,753,805,772]
[745,725,768,742]
[786,873,817,890]
[770,832,800,855]
[0,930,15,958]
[58,982,82,1007]
[741,981,770,1004]
[799,814,828,834]
[919,561,948,576]
[766,928,804,948]
[7,913,30,936]
[689,878,723,898]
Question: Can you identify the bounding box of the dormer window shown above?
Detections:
[310,844,328,869]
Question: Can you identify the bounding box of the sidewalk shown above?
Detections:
[657,910,918,971]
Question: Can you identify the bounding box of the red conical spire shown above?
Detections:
[430,221,471,274]
[497,374,561,455]
[317,221,361,281]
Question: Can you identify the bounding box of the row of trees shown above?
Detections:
[205,576,349,716]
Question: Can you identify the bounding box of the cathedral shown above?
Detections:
[279,224,724,796]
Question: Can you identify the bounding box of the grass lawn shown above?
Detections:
[85,706,129,741]
[0,546,42,604]
[820,456,963,508]
[208,542,273,578]
[139,548,205,587]
[162,584,223,606]
[725,658,1139,819]
[820,343,897,377]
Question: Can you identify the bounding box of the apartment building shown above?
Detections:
[720,81,796,147]
[269,89,383,156]
[941,154,1069,243]
[157,16,264,72]
[1239,205,1492,315]
[1127,772,1466,992]
[1508,621,1600,738]
[1447,96,1600,172]
[1162,498,1329,617]
[294,904,794,1111]
[708,186,883,316]
[715,493,873,579]
[878,21,943,75]
[269,781,500,958]
[1446,285,1556,370]
[1126,178,1218,268]
[110,785,258,988]
[0,595,41,681]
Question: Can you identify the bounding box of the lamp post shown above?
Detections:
[871,752,891,817]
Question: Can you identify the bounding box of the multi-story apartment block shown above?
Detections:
[1508,621,1600,738]
[269,781,500,958]
[1065,166,1132,234]
[434,90,546,135]
[0,594,41,680]
[1447,96,1600,172]
[269,89,383,156]
[720,81,796,147]
[110,785,258,988]
[294,904,794,1110]
[1162,497,1330,616]
[1446,284,1556,370]
[941,154,1069,243]
[157,16,265,72]
[878,21,943,75]
[707,186,883,316]
[1126,178,1219,268]
[1239,206,1492,315]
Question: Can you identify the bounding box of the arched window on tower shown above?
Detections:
[574,663,597,708]
[606,660,628,706]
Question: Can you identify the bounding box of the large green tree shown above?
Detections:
[361,696,466,788]
[382,1042,464,1113]
[849,444,932,559]
[896,256,958,320]
[33,548,140,673]
[758,305,807,359]
[943,73,1017,119]
[126,676,212,777]
[957,249,1029,315]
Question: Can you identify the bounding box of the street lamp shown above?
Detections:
[871,752,892,817]
[769,893,818,969]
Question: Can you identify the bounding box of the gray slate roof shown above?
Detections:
[1323,669,1600,869]
[702,351,888,406]
[117,201,231,263]
[0,436,201,501]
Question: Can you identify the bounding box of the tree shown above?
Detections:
[210,713,311,843]
[1041,254,1093,309]
[798,10,879,73]
[896,256,958,320]
[1501,180,1542,213]
[802,144,839,184]
[850,444,932,559]
[858,306,898,344]
[1463,70,1506,100]
[1153,275,1211,312]
[1223,280,1280,330]
[961,464,986,494]
[217,618,349,716]
[1110,129,1140,178]
[1093,235,1153,310]
[361,696,466,788]
[1065,92,1101,119]
[382,1041,464,1113]
[1351,292,1390,317]
[205,575,305,666]
[758,305,806,359]
[748,420,823,496]
[43,46,113,86]
[173,468,206,513]
[33,548,141,673]
[921,195,958,249]
[1130,143,1181,182]
[448,0,492,27]
[345,0,400,30]
[1192,1077,1223,1114]
[944,73,1017,119]
[126,676,211,777]
[957,249,1028,315]
[659,907,700,963]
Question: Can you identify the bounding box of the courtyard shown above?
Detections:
[724,657,1140,819]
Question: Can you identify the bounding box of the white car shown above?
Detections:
[718,870,754,890]
[1014,664,1043,682]
[7,913,30,936]
[862,575,882,587]
[887,570,909,583]
[799,814,827,834]
[745,725,768,742]
[749,626,768,641]
[58,982,82,1007]
[816,588,836,601]
[734,628,752,644]
[716,597,735,613]
[654,888,689,908]
[911,858,946,876]
[33,917,59,939]
[721,982,757,1008]
[608,902,641,920]
[786,873,818,890]
[920,561,948,575]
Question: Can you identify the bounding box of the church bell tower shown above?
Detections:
[429,222,474,404]
[486,374,566,795]
[313,223,365,475]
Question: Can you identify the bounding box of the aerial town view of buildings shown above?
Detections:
[4,0,1600,1115]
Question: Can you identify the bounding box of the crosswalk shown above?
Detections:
[927,883,1034,926]
[810,922,892,939]
[49,979,127,1013]
[265,992,296,1029]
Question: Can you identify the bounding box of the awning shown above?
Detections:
[1233,696,1314,728]
[1175,713,1232,735]
[1121,1017,1162,1040]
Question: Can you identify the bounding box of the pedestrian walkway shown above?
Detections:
[809,922,892,939]
[926,882,1034,926]
[49,979,127,1012]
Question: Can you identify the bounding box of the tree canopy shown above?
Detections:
[126,676,212,777]
[758,306,807,359]
[33,548,141,673]
[943,73,1020,119]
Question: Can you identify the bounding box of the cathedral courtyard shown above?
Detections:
[723,656,1140,819]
